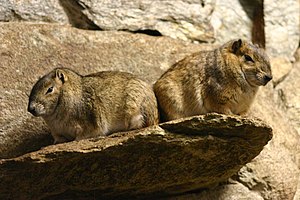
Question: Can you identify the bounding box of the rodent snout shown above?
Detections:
[28,103,38,116]
[263,75,272,85]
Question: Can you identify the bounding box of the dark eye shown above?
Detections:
[244,55,254,62]
[46,86,54,94]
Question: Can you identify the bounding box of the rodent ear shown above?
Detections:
[55,69,68,84]
[232,39,242,54]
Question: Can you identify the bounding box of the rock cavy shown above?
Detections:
[154,39,272,121]
[28,68,159,143]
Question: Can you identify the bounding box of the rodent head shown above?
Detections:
[28,69,68,117]
[228,39,272,87]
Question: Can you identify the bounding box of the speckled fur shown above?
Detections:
[28,68,159,144]
[154,39,272,121]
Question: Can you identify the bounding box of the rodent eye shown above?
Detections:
[46,86,54,94]
[244,55,254,63]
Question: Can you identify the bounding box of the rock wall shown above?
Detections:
[264,0,300,59]
[0,0,299,59]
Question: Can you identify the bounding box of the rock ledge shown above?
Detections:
[0,114,272,199]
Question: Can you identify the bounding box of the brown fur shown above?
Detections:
[28,68,159,144]
[154,39,272,121]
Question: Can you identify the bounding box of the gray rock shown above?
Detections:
[0,0,68,23]
[275,61,300,134]
[210,0,252,44]
[0,114,272,199]
[78,0,215,42]
[270,56,293,87]
[170,182,264,200]
[0,0,299,59]
[242,83,300,200]
[264,0,300,60]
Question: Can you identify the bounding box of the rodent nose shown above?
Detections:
[262,75,272,86]
[28,104,37,115]
[264,75,272,82]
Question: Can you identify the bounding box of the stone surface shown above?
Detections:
[270,56,293,86]
[240,83,300,200]
[275,61,300,134]
[0,0,68,23]
[264,0,300,60]
[210,0,252,45]
[294,175,300,200]
[78,0,215,42]
[0,114,272,199]
[0,0,299,58]
[170,182,264,200]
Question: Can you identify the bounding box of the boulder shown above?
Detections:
[264,0,300,59]
[0,0,68,23]
[0,0,299,58]
[171,182,264,200]
[270,56,293,86]
[275,61,300,134]
[78,0,215,42]
[210,0,253,44]
[0,114,272,199]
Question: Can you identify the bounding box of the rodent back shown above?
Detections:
[82,71,158,132]
[81,71,147,112]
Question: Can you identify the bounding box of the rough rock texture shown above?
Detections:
[0,0,299,58]
[264,0,300,59]
[171,182,264,200]
[0,0,216,42]
[0,0,68,23]
[0,114,272,199]
[78,0,215,42]
[210,0,253,44]
[270,56,293,86]
[237,82,300,199]
[0,23,299,199]
[275,61,300,134]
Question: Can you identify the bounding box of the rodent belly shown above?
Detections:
[50,120,80,140]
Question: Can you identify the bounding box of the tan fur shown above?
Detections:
[154,39,272,121]
[28,68,159,144]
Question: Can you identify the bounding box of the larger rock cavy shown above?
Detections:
[154,39,272,121]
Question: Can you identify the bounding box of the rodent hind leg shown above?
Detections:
[208,104,234,115]
[158,98,186,121]
[163,109,185,121]
[125,113,144,130]
[75,124,108,140]
[204,98,233,115]
[123,79,148,130]
[52,134,71,144]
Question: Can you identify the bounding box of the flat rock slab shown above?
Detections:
[0,114,272,199]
